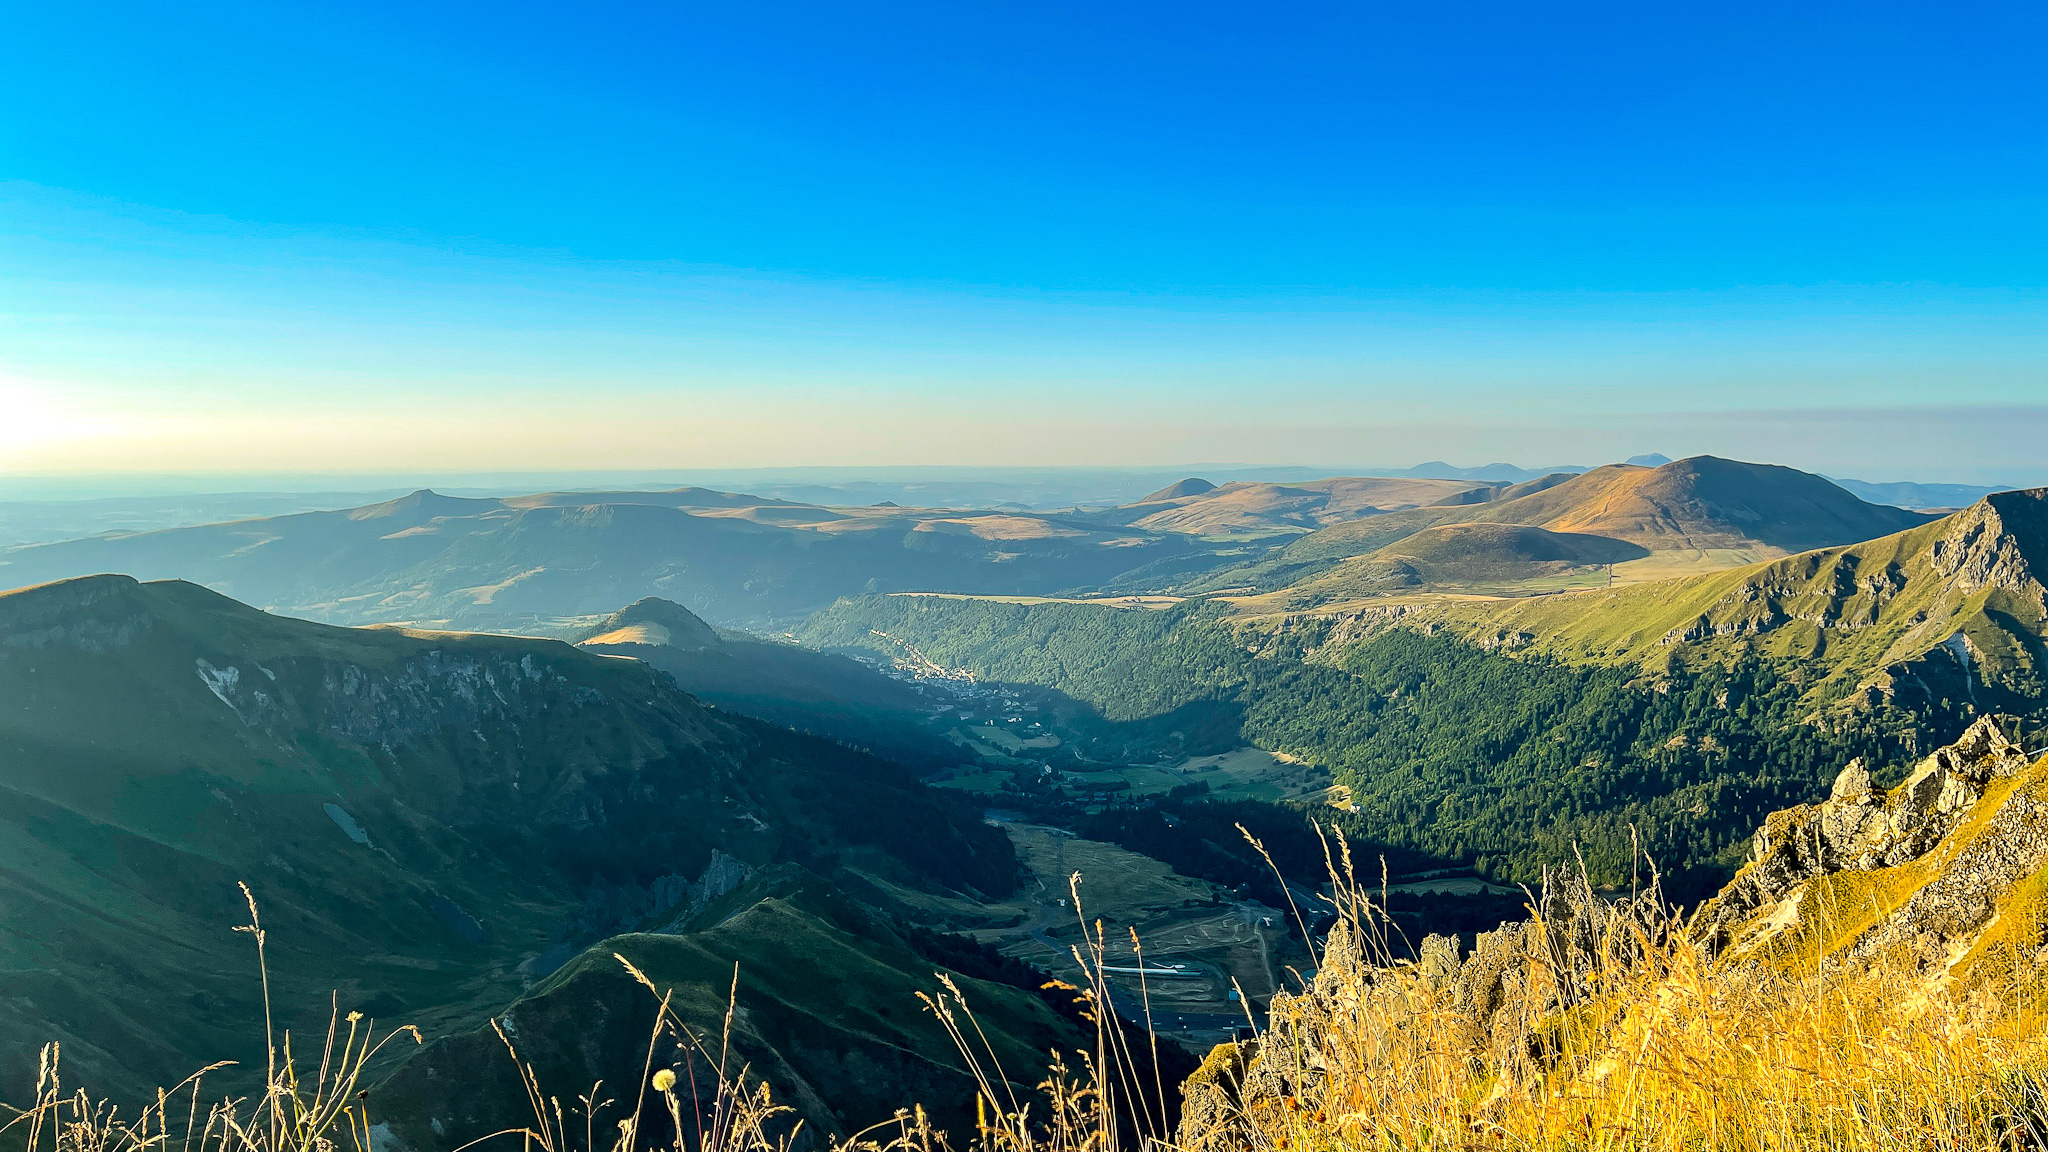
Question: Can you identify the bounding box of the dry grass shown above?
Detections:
[11,844,2048,1152]
[1193,837,2048,1152]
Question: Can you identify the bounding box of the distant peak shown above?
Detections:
[1140,477,1217,502]
[348,488,499,521]
[1624,453,1673,468]
[578,597,720,651]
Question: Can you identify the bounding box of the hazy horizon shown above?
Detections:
[4,3,2043,483]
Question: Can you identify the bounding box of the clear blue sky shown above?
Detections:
[2,1,2044,480]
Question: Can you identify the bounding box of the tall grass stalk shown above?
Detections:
[13,841,2048,1152]
[1194,828,2048,1152]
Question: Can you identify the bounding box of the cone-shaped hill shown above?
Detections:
[574,597,957,766]
[1139,477,1217,502]
[576,595,722,650]
[0,575,1025,1114]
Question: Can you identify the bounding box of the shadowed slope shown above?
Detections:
[575,597,958,767]
[0,576,1012,1105]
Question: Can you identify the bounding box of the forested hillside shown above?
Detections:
[800,596,1951,896]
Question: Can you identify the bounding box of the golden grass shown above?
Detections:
[12,842,2048,1152]
[1191,838,2048,1152]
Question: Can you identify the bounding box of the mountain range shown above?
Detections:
[0,458,1949,637]
[6,453,2048,1147]
[0,488,1215,630]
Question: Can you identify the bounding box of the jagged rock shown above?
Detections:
[1183,718,2048,1149]
[1176,1038,1255,1152]
[1701,715,2036,957]
[1181,869,1669,1148]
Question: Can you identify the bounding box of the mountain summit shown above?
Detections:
[575,596,720,650]
[1138,477,1217,502]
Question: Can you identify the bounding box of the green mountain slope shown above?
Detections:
[1283,522,1647,597]
[1345,487,2048,713]
[797,595,1937,895]
[0,576,1014,1107]
[791,491,2048,894]
[374,868,1085,1149]
[0,488,1216,630]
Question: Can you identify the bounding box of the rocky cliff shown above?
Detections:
[1181,716,2048,1149]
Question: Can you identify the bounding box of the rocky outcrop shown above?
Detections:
[1180,870,1670,1150]
[1182,719,2048,1149]
[1927,490,2048,599]
[1699,715,2042,965]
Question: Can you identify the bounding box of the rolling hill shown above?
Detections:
[1081,476,1504,537]
[0,575,1024,1122]
[1283,522,1648,595]
[0,487,1217,630]
[1200,456,1938,598]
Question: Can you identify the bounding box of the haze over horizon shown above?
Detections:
[4,2,2044,483]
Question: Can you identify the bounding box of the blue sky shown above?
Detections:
[2,1,2044,480]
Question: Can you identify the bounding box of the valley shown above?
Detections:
[5,458,2048,1152]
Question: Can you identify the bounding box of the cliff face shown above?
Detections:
[1701,714,2048,971]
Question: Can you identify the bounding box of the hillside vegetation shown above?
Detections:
[799,595,1940,894]
[1298,486,2048,713]
[1183,718,2048,1151]
[17,723,2048,1152]
[0,575,1019,1127]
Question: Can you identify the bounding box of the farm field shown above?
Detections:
[846,819,1295,1050]
[1172,747,1332,802]
[925,764,1017,793]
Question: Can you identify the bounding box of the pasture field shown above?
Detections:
[926,765,1018,794]
[1174,746,1332,802]
[968,721,1061,751]
[890,592,1184,609]
[989,823,1295,1014]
